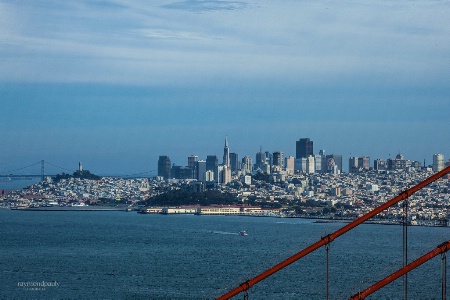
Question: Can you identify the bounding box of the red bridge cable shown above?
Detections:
[349,240,450,300]
[216,166,450,300]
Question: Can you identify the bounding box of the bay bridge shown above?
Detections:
[216,166,450,300]
[0,160,156,180]
[0,160,71,181]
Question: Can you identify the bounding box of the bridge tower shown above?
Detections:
[41,160,44,182]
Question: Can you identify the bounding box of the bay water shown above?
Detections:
[0,177,41,191]
[0,209,448,299]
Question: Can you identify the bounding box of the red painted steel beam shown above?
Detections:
[349,240,450,300]
[216,166,450,300]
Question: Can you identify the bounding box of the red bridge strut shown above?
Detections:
[216,166,450,300]
[349,240,450,300]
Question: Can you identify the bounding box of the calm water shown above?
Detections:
[0,210,448,299]
[0,177,41,191]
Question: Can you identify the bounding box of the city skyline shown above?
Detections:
[0,134,449,177]
[1,1,449,175]
[155,136,446,180]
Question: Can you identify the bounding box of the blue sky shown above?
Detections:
[1,0,449,175]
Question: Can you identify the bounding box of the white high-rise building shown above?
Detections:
[285,156,295,175]
[241,156,252,175]
[205,170,215,182]
[220,165,231,184]
[314,154,323,173]
[223,136,230,168]
[433,154,444,172]
[306,155,315,174]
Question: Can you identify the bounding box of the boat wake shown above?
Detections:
[210,231,238,235]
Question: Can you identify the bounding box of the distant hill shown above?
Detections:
[53,170,101,182]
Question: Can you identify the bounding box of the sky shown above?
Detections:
[1,0,449,176]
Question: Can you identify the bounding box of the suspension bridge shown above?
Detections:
[216,166,450,300]
[0,161,70,182]
[0,160,156,180]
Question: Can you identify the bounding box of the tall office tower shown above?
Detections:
[314,154,323,173]
[196,160,206,182]
[220,165,231,184]
[296,138,313,159]
[306,155,315,174]
[217,165,224,184]
[349,157,359,173]
[358,156,370,170]
[205,170,215,182]
[433,154,445,172]
[188,155,199,179]
[285,156,295,175]
[222,136,230,168]
[241,156,252,175]
[188,155,198,168]
[255,147,266,170]
[206,155,218,172]
[272,151,284,169]
[349,156,370,173]
[325,154,342,173]
[230,153,239,172]
[171,166,193,179]
[265,151,273,166]
[158,156,171,180]
[388,153,408,170]
[294,158,304,173]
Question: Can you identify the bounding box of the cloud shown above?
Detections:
[0,0,449,89]
[161,0,248,12]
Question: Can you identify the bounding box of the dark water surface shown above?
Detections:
[0,210,448,299]
[0,177,41,191]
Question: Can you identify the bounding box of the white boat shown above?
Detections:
[239,230,248,236]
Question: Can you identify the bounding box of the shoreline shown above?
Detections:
[10,206,127,211]
[4,208,448,228]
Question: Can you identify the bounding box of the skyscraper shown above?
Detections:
[188,155,199,179]
[306,155,315,174]
[285,156,295,175]
[230,153,239,172]
[325,154,342,173]
[223,136,230,168]
[272,151,284,170]
[374,159,387,171]
[206,155,218,182]
[349,156,370,173]
[241,156,252,175]
[358,156,370,170]
[349,157,359,173]
[196,160,206,182]
[171,166,193,179]
[265,151,273,166]
[188,155,198,168]
[158,156,171,180]
[255,147,265,170]
[296,138,313,159]
[433,154,444,172]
